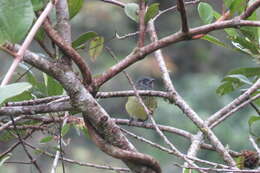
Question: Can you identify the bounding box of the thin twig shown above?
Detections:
[250,102,260,116]
[51,112,69,173]
[24,142,130,172]
[36,39,55,58]
[154,0,201,21]
[249,135,260,160]
[0,115,26,132]
[177,0,189,33]
[121,128,229,169]
[10,116,42,173]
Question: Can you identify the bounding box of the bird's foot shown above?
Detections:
[128,118,135,126]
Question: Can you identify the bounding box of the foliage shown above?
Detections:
[0,0,34,44]
[0,0,260,172]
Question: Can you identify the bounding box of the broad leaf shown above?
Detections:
[31,0,44,11]
[248,116,260,136]
[88,36,104,61]
[228,0,246,15]
[0,0,34,44]
[72,31,98,49]
[40,136,53,143]
[216,81,235,96]
[124,3,139,22]
[198,2,214,24]
[217,67,260,95]
[223,74,253,85]
[231,36,259,55]
[144,3,159,23]
[228,67,260,78]
[216,75,251,96]
[202,35,231,49]
[43,73,63,96]
[67,0,84,19]
[35,27,45,41]
[0,82,32,105]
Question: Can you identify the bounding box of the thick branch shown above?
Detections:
[4,44,160,172]
[55,0,72,65]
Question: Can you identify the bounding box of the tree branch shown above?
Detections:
[240,0,260,19]
[55,0,72,65]
[176,0,189,33]
[42,19,93,86]
[0,1,56,86]
[138,0,146,47]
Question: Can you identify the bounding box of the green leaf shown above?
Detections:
[80,127,89,138]
[183,168,199,173]
[224,0,233,8]
[88,36,104,62]
[144,3,159,23]
[43,73,63,96]
[217,67,259,96]
[202,35,231,49]
[40,136,53,143]
[183,168,190,173]
[224,74,253,85]
[216,81,235,96]
[0,82,32,105]
[35,27,45,41]
[212,10,221,20]
[240,27,258,42]
[67,0,84,19]
[252,91,260,106]
[25,71,48,98]
[248,116,260,136]
[0,155,11,167]
[72,31,98,49]
[0,0,34,44]
[248,116,260,128]
[31,0,44,11]
[231,36,259,55]
[235,155,245,169]
[124,3,139,22]
[0,130,26,142]
[198,2,214,24]
[225,28,238,38]
[228,67,260,78]
[61,124,70,137]
[229,0,246,15]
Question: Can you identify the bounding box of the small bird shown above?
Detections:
[125,77,157,121]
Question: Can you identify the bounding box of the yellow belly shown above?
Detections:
[125,96,157,121]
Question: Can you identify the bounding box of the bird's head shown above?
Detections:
[135,77,155,90]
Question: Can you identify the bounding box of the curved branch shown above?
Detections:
[3,43,161,172]
[86,120,161,173]
[42,19,92,86]
[95,19,260,87]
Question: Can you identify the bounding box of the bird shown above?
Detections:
[125,77,157,121]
